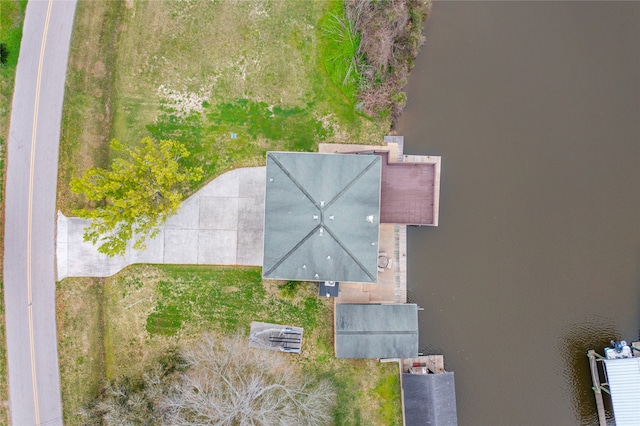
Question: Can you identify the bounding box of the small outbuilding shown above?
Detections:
[262,152,382,283]
[335,303,419,358]
[403,372,458,426]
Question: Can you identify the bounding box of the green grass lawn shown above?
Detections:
[58,0,387,215]
[56,1,401,424]
[57,266,402,425]
[0,1,28,424]
[56,277,105,424]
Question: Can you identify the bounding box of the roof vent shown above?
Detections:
[329,215,335,220]
[269,178,273,182]
[313,215,319,220]
[319,227,324,236]
[314,273,319,279]
[302,264,307,269]
[366,215,374,223]
[326,255,331,260]
[320,201,325,207]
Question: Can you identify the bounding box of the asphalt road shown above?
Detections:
[3,1,77,424]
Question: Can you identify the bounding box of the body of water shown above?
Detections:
[397,2,639,425]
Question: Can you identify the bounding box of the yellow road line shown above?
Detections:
[27,1,54,424]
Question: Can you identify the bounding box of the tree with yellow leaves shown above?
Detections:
[71,137,203,256]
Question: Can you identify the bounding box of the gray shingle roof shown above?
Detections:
[335,304,419,358]
[262,152,381,283]
[403,372,458,426]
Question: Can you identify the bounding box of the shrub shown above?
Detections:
[345,0,430,121]
[0,43,9,66]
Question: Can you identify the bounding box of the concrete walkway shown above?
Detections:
[57,167,266,279]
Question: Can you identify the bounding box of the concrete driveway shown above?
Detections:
[57,166,266,279]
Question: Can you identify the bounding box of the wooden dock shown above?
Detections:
[587,350,607,426]
[402,153,441,226]
[378,150,437,225]
[381,354,450,426]
[400,355,445,374]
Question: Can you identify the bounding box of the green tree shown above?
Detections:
[71,137,203,256]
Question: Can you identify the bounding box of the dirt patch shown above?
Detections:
[91,60,106,79]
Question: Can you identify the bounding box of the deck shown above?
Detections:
[330,223,407,304]
[587,342,640,426]
[319,140,441,226]
[587,350,607,426]
[379,150,437,225]
[401,355,446,374]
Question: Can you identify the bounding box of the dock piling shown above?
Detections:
[587,350,607,426]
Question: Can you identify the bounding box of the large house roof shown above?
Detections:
[335,303,419,358]
[262,152,381,283]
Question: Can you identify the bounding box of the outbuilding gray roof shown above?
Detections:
[262,152,381,283]
[335,303,418,358]
[403,372,458,426]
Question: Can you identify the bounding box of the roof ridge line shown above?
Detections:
[324,155,381,210]
[268,153,318,207]
[263,224,321,277]
[324,226,376,282]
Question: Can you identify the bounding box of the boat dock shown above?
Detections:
[586,350,608,426]
[399,355,446,374]
[382,355,457,426]
[588,341,640,426]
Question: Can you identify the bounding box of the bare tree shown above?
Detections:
[80,364,171,425]
[161,333,336,426]
[345,0,430,119]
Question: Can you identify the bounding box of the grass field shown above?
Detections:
[56,277,104,424]
[57,266,403,425]
[58,0,387,214]
[57,1,400,424]
[57,0,121,211]
[0,1,28,424]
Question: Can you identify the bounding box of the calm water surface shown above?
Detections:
[397,2,639,425]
